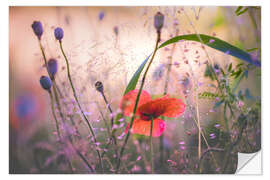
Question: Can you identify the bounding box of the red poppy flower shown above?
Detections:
[120,89,185,137]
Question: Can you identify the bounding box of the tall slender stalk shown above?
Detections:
[150,117,154,173]
[182,9,225,161]
[100,92,119,159]
[48,90,61,140]
[38,40,65,123]
[116,32,161,173]
[58,41,103,172]
[160,28,179,165]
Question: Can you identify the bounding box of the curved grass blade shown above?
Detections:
[159,34,261,67]
[124,34,260,95]
[124,54,152,95]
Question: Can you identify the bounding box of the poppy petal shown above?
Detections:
[120,89,152,116]
[125,118,166,137]
[139,96,185,118]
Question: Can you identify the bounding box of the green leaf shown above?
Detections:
[159,34,260,67]
[235,6,243,14]
[124,34,260,95]
[236,7,249,16]
[228,63,232,72]
[232,71,245,93]
[124,54,151,95]
[246,48,258,52]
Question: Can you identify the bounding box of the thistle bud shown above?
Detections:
[54,27,64,41]
[154,12,164,33]
[31,21,43,40]
[40,76,52,91]
[48,59,58,79]
[95,81,104,93]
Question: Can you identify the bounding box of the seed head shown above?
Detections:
[48,59,58,79]
[154,12,164,33]
[31,21,43,40]
[95,81,104,93]
[40,76,52,91]
[54,27,64,41]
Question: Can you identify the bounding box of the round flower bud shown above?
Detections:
[40,76,52,91]
[95,81,104,93]
[99,11,105,21]
[54,27,64,41]
[48,59,58,79]
[31,21,43,40]
[154,12,164,33]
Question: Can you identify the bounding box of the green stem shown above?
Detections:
[116,32,161,173]
[160,29,179,166]
[49,91,61,139]
[98,92,119,162]
[52,81,65,122]
[48,91,77,173]
[224,102,230,133]
[150,117,154,173]
[37,39,94,173]
[101,92,114,128]
[58,41,103,172]
[38,40,49,74]
[38,40,65,123]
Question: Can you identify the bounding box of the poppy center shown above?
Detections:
[140,112,158,121]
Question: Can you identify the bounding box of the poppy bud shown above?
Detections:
[48,59,58,79]
[31,21,43,40]
[54,27,64,41]
[154,12,164,33]
[95,81,104,93]
[40,76,52,91]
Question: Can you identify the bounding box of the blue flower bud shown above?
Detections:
[98,11,105,21]
[48,59,58,79]
[54,27,64,41]
[32,21,43,40]
[154,12,164,33]
[40,76,52,91]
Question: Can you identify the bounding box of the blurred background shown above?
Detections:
[9,6,261,174]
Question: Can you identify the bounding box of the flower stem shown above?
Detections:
[150,116,154,173]
[160,28,179,166]
[116,32,161,173]
[58,41,103,172]
[97,91,119,161]
[48,90,61,139]
[101,92,114,128]
[37,39,94,173]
